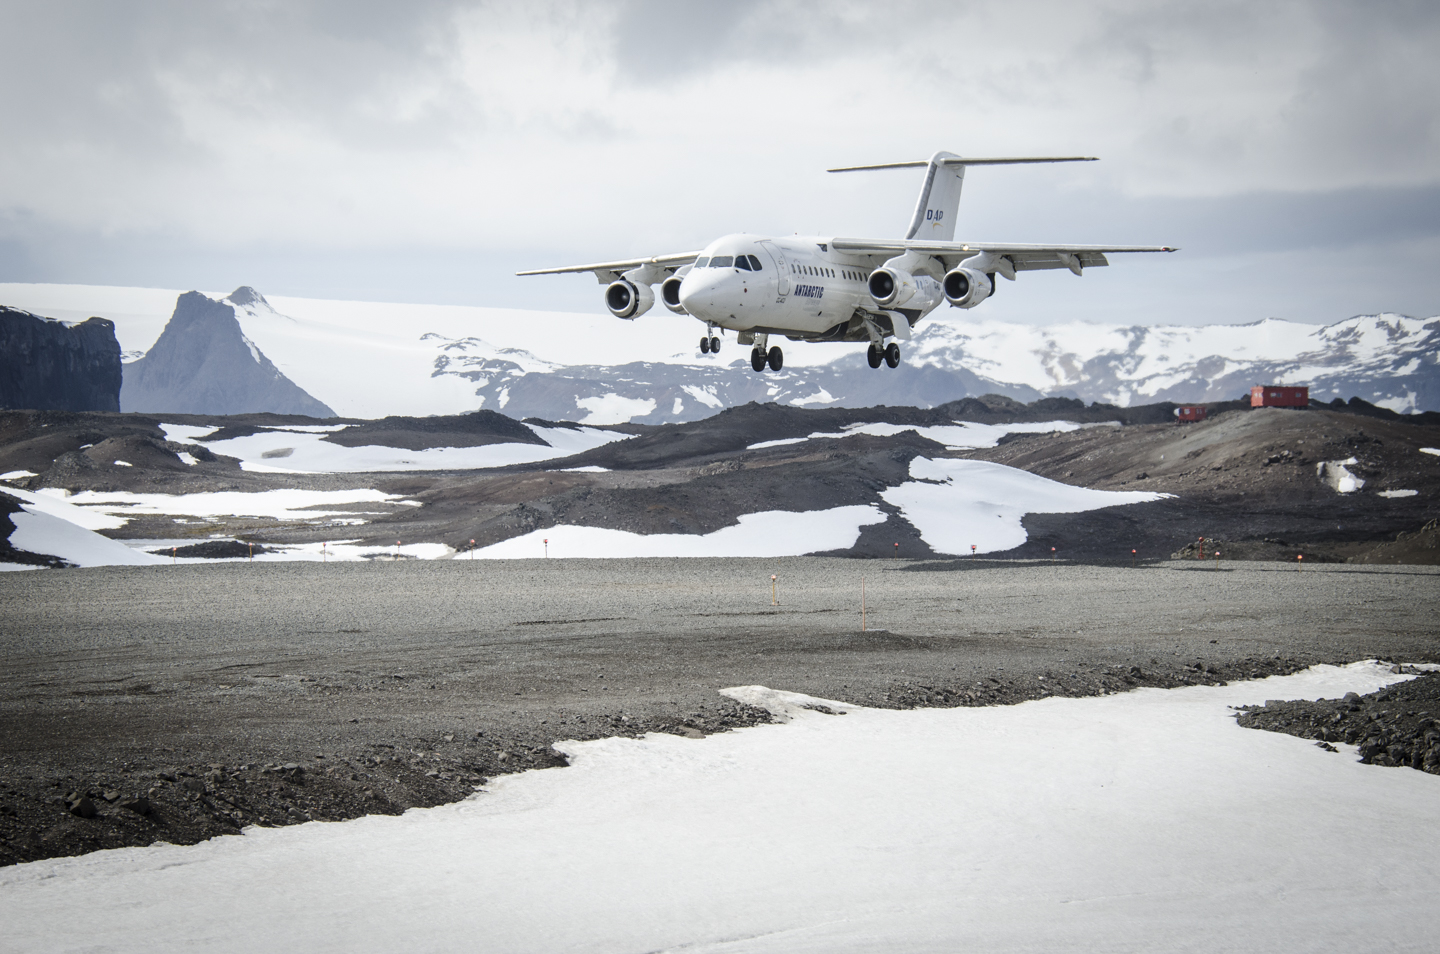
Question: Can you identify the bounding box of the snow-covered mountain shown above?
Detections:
[2,282,1435,422]
[121,290,334,417]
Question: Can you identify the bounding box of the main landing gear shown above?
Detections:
[699,335,720,354]
[867,341,901,369]
[751,346,783,372]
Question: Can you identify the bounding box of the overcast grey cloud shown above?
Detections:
[1,0,1438,325]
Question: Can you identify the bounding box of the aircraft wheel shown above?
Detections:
[767,346,784,371]
[867,344,883,369]
[709,336,720,353]
[884,342,901,368]
[751,348,767,372]
[700,336,710,354]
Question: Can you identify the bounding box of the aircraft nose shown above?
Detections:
[678,270,713,314]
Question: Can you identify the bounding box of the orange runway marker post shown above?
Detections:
[248,542,253,562]
[1298,554,1303,571]
[1051,546,1056,562]
[322,541,327,563]
[1131,548,1137,568]
[544,538,548,559]
[470,538,475,560]
[771,574,778,607]
[171,546,176,564]
[1214,549,1220,568]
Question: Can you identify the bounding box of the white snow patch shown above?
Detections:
[257,424,347,433]
[1,663,1435,953]
[1317,457,1366,494]
[575,394,656,425]
[159,424,219,443]
[195,426,627,474]
[747,437,808,449]
[672,397,684,416]
[681,385,724,409]
[1378,489,1418,498]
[1,487,129,531]
[34,487,412,523]
[559,466,609,473]
[1421,447,1440,457]
[0,470,37,481]
[475,506,884,559]
[176,453,199,466]
[790,387,837,406]
[882,457,1169,555]
[5,508,163,567]
[113,460,133,467]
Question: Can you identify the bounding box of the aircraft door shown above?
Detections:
[759,241,789,302]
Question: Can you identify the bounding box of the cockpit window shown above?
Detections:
[735,255,752,271]
[711,255,734,268]
[747,254,763,270]
[694,257,709,268]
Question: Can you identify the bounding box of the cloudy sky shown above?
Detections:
[2,0,1438,326]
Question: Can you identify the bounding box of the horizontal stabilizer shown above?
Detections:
[828,156,1097,173]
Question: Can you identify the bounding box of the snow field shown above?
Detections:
[747,418,1103,451]
[882,457,1170,555]
[177,422,630,474]
[35,487,415,523]
[0,662,1434,953]
[474,506,886,559]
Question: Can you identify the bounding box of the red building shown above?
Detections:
[1174,406,1208,423]
[1251,386,1309,408]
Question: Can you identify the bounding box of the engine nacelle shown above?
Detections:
[605,279,655,319]
[942,267,994,309]
[868,267,920,307]
[659,274,687,315]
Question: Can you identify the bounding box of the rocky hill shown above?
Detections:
[121,290,335,417]
[0,307,121,412]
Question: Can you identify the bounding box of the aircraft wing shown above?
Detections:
[517,251,702,284]
[830,238,1177,273]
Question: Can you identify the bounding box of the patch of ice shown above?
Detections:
[559,466,609,473]
[1421,447,1440,457]
[882,457,1169,555]
[681,385,724,409]
[176,453,199,466]
[0,470,37,481]
[1378,489,1418,498]
[575,394,657,425]
[257,424,348,433]
[1,663,1434,952]
[475,506,885,559]
[113,460,132,467]
[790,388,837,406]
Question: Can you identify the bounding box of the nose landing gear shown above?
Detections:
[700,326,721,355]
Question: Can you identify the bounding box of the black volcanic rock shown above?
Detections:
[121,291,335,417]
[0,308,121,412]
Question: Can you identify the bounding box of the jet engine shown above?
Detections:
[875,267,935,308]
[605,279,655,319]
[659,274,687,315]
[942,268,994,309]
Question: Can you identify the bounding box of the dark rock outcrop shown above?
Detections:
[121,291,335,417]
[0,308,122,412]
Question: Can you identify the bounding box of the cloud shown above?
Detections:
[0,0,1437,324]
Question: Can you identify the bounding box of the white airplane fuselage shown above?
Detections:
[675,234,942,344]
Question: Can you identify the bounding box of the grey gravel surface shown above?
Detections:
[1,557,1437,865]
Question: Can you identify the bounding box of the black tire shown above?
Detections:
[751,348,767,372]
[767,346,784,371]
[709,336,720,353]
[700,336,710,354]
[884,342,900,368]
[867,344,883,369]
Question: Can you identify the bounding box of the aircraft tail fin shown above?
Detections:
[828,152,1096,242]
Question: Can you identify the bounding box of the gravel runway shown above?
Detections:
[1,557,1437,865]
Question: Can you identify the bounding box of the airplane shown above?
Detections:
[518,151,1176,373]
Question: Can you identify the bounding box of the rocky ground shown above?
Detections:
[2,558,1436,868]
[1237,669,1440,774]
[4,395,1437,564]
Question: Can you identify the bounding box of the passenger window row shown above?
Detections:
[789,264,861,280]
